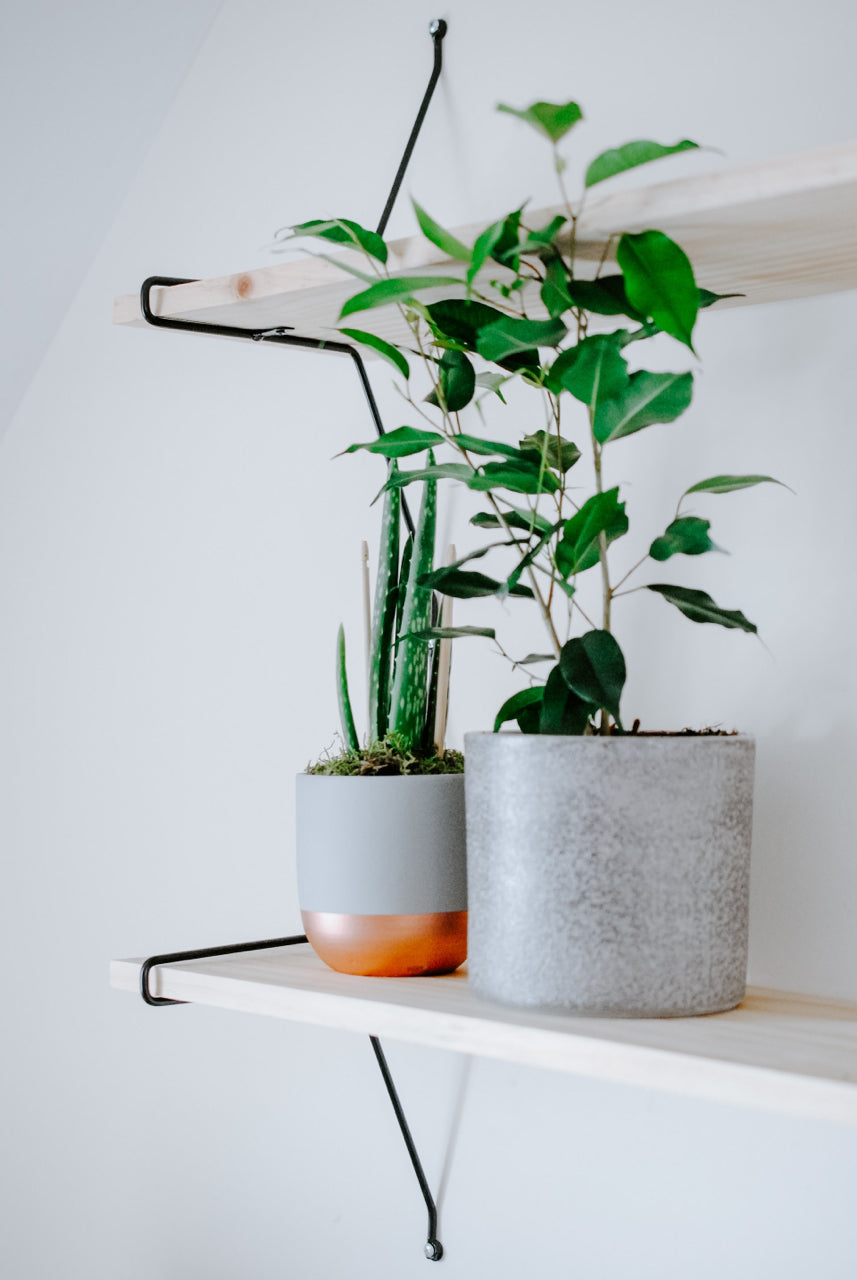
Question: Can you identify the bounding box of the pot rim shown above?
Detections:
[464,730,754,744]
[297,769,466,781]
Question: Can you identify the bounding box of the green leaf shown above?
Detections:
[546,333,629,406]
[467,208,523,285]
[494,686,545,733]
[455,433,530,460]
[426,299,510,351]
[617,230,699,351]
[518,652,555,665]
[699,288,745,309]
[470,506,553,535]
[556,488,628,578]
[585,139,699,188]
[345,426,444,458]
[541,257,575,318]
[389,476,437,746]
[649,516,718,561]
[368,474,400,739]
[559,631,626,724]
[412,200,471,262]
[563,275,645,320]
[340,275,462,319]
[291,218,388,264]
[338,328,409,380]
[647,584,757,633]
[336,624,359,751]
[539,664,592,734]
[684,474,786,497]
[504,521,560,594]
[497,99,583,143]
[517,215,567,257]
[477,316,567,363]
[594,370,693,444]
[426,349,476,413]
[381,463,472,497]
[474,371,509,400]
[418,567,533,599]
[469,461,559,495]
[406,625,496,641]
[519,430,581,473]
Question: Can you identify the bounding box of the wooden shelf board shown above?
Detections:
[114,139,857,350]
[111,946,857,1126]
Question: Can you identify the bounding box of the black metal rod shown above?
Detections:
[138,277,415,537]
[376,19,448,237]
[140,934,308,1006]
[370,1034,443,1262]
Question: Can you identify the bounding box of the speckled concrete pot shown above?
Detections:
[464,733,755,1017]
[296,774,467,976]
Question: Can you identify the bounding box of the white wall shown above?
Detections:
[2,2,857,1276]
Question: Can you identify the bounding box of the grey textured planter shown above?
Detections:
[464,732,755,1017]
[295,773,467,976]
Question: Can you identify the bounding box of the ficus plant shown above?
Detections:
[284,97,785,736]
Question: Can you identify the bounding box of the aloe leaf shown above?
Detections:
[369,472,401,739]
[336,624,359,752]
[389,476,437,749]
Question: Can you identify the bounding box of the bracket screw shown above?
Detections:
[425,1238,444,1261]
[428,19,448,38]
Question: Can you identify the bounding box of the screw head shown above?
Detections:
[428,19,447,38]
[425,1239,444,1260]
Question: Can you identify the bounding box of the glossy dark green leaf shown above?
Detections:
[425,349,476,413]
[497,99,583,143]
[556,488,628,577]
[338,328,409,380]
[426,299,510,350]
[406,625,496,641]
[564,275,645,320]
[379,463,472,501]
[345,426,444,458]
[649,516,717,561]
[469,461,559,495]
[594,370,693,444]
[494,686,545,733]
[647,583,757,632]
[539,664,592,734]
[291,218,388,264]
[585,139,699,188]
[519,430,581,473]
[504,522,560,594]
[412,199,471,262]
[518,652,555,665]
[419,567,533,599]
[617,230,699,351]
[540,257,575,318]
[470,506,553,535]
[547,333,629,405]
[340,275,462,319]
[467,208,523,285]
[455,433,529,460]
[559,630,626,724]
[684,474,786,496]
[477,316,567,363]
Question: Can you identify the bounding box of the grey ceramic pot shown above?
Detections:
[295,773,467,976]
[464,732,755,1017]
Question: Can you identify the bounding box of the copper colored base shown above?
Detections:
[301,909,467,977]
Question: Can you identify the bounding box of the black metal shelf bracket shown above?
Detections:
[134,19,450,1262]
[140,940,445,1261]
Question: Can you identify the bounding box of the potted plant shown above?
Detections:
[296,465,467,977]
[287,97,785,1014]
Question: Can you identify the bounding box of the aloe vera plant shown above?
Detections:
[328,463,459,771]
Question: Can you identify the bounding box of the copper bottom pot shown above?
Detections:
[295,774,467,977]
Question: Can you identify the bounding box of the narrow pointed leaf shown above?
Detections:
[494,686,545,733]
[389,477,437,746]
[412,199,471,262]
[467,208,523,284]
[470,506,553,535]
[338,328,409,379]
[497,99,583,143]
[290,218,388,264]
[380,463,472,500]
[559,631,626,724]
[684,474,787,497]
[585,139,699,188]
[469,461,559,495]
[340,275,462,319]
[418,566,533,599]
[647,583,757,632]
[617,230,699,351]
[336,625,359,751]
[456,433,535,461]
[368,476,401,738]
[406,625,496,641]
[345,426,444,458]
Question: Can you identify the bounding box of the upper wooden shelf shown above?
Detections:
[111,944,857,1127]
[114,139,857,350]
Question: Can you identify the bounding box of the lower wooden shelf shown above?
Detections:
[110,945,857,1126]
